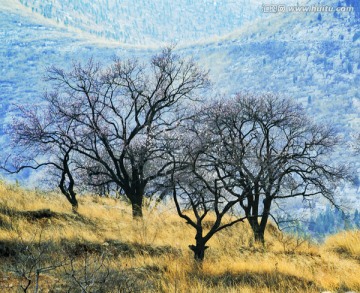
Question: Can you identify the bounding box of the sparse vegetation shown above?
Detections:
[1,181,359,292]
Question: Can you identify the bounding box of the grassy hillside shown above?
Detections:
[0,181,359,292]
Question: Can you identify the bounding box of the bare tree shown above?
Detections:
[2,105,80,212]
[7,228,65,293]
[196,94,347,244]
[169,120,245,261]
[3,47,209,218]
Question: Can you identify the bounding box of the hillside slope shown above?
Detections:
[0,181,359,292]
[0,183,360,292]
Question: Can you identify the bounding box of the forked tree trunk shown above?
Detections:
[248,218,266,245]
[189,242,209,261]
[59,151,79,214]
[253,229,265,244]
[248,198,272,245]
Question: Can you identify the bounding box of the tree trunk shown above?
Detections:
[131,196,143,218]
[130,183,145,218]
[71,201,79,214]
[248,218,265,245]
[22,277,31,292]
[251,197,271,245]
[189,242,209,261]
[189,228,209,261]
[66,195,78,213]
[253,229,265,244]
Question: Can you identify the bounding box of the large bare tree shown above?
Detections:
[3,48,209,217]
[196,94,347,243]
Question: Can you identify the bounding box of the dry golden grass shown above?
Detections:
[0,180,360,292]
[324,230,360,260]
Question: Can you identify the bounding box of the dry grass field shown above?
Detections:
[0,181,359,292]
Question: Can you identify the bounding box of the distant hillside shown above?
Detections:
[17,0,268,45]
[16,0,360,45]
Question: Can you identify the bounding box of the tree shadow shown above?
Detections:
[194,271,320,292]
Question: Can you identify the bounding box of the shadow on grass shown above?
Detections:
[194,271,320,292]
[0,206,96,227]
[61,239,182,258]
[0,206,181,260]
[332,246,360,263]
[0,238,181,259]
